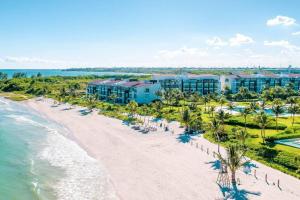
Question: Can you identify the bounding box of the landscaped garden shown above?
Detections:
[0,72,300,179]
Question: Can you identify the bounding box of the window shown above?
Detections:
[145,88,150,93]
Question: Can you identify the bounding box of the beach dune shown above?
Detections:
[25,98,300,200]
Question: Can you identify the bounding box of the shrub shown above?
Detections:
[225,117,287,130]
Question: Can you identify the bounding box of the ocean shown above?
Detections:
[0,98,117,200]
[0,69,143,78]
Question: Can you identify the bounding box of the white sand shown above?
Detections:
[24,98,300,200]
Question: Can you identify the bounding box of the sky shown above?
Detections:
[0,0,300,69]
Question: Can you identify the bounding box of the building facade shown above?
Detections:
[151,74,221,95]
[222,74,300,93]
[87,79,161,104]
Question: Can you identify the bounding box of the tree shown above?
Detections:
[237,87,249,101]
[87,94,97,111]
[259,98,267,111]
[255,111,269,144]
[0,72,8,80]
[228,101,235,115]
[182,108,191,133]
[203,95,210,112]
[189,112,203,133]
[249,102,258,113]
[37,72,42,77]
[216,110,230,125]
[109,93,118,103]
[209,118,222,153]
[216,145,248,186]
[12,72,27,78]
[209,105,216,117]
[241,107,251,131]
[219,96,227,109]
[235,128,248,147]
[288,104,299,127]
[127,100,138,119]
[272,99,284,132]
[152,101,163,118]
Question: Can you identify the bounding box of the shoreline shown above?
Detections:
[23,98,300,200]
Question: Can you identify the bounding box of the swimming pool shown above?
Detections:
[276,138,300,149]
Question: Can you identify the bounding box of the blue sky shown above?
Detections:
[0,0,300,68]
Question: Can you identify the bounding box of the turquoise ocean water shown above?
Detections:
[0,98,117,200]
[0,69,143,78]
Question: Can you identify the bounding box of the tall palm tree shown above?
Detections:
[241,107,251,131]
[272,99,284,132]
[209,105,216,117]
[287,96,297,106]
[216,145,248,186]
[209,118,222,153]
[255,111,269,144]
[182,108,191,133]
[203,95,210,113]
[288,104,299,127]
[219,96,227,109]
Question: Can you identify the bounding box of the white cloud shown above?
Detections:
[264,40,300,51]
[292,31,300,36]
[3,56,64,64]
[267,15,296,26]
[206,37,227,46]
[229,33,254,46]
[157,47,208,59]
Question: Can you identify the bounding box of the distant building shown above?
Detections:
[222,74,300,93]
[87,79,161,104]
[151,74,221,95]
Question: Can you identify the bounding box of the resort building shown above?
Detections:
[87,79,161,104]
[151,74,221,95]
[222,73,300,93]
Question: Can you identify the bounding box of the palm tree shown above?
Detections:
[127,100,138,119]
[288,104,299,127]
[219,96,227,109]
[216,110,230,125]
[272,99,284,132]
[203,95,210,112]
[109,93,118,103]
[216,144,248,186]
[259,99,266,111]
[209,105,216,117]
[287,96,297,106]
[189,112,203,133]
[235,128,248,147]
[209,118,222,153]
[87,94,97,111]
[255,111,269,144]
[241,107,251,131]
[182,108,191,133]
[249,102,258,113]
[228,101,235,115]
[152,101,163,118]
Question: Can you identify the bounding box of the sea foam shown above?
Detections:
[6,111,118,200]
[39,129,118,200]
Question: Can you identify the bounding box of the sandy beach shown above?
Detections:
[24,98,300,200]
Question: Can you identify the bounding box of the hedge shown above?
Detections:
[225,118,287,130]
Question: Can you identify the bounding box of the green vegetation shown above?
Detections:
[1,71,300,180]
